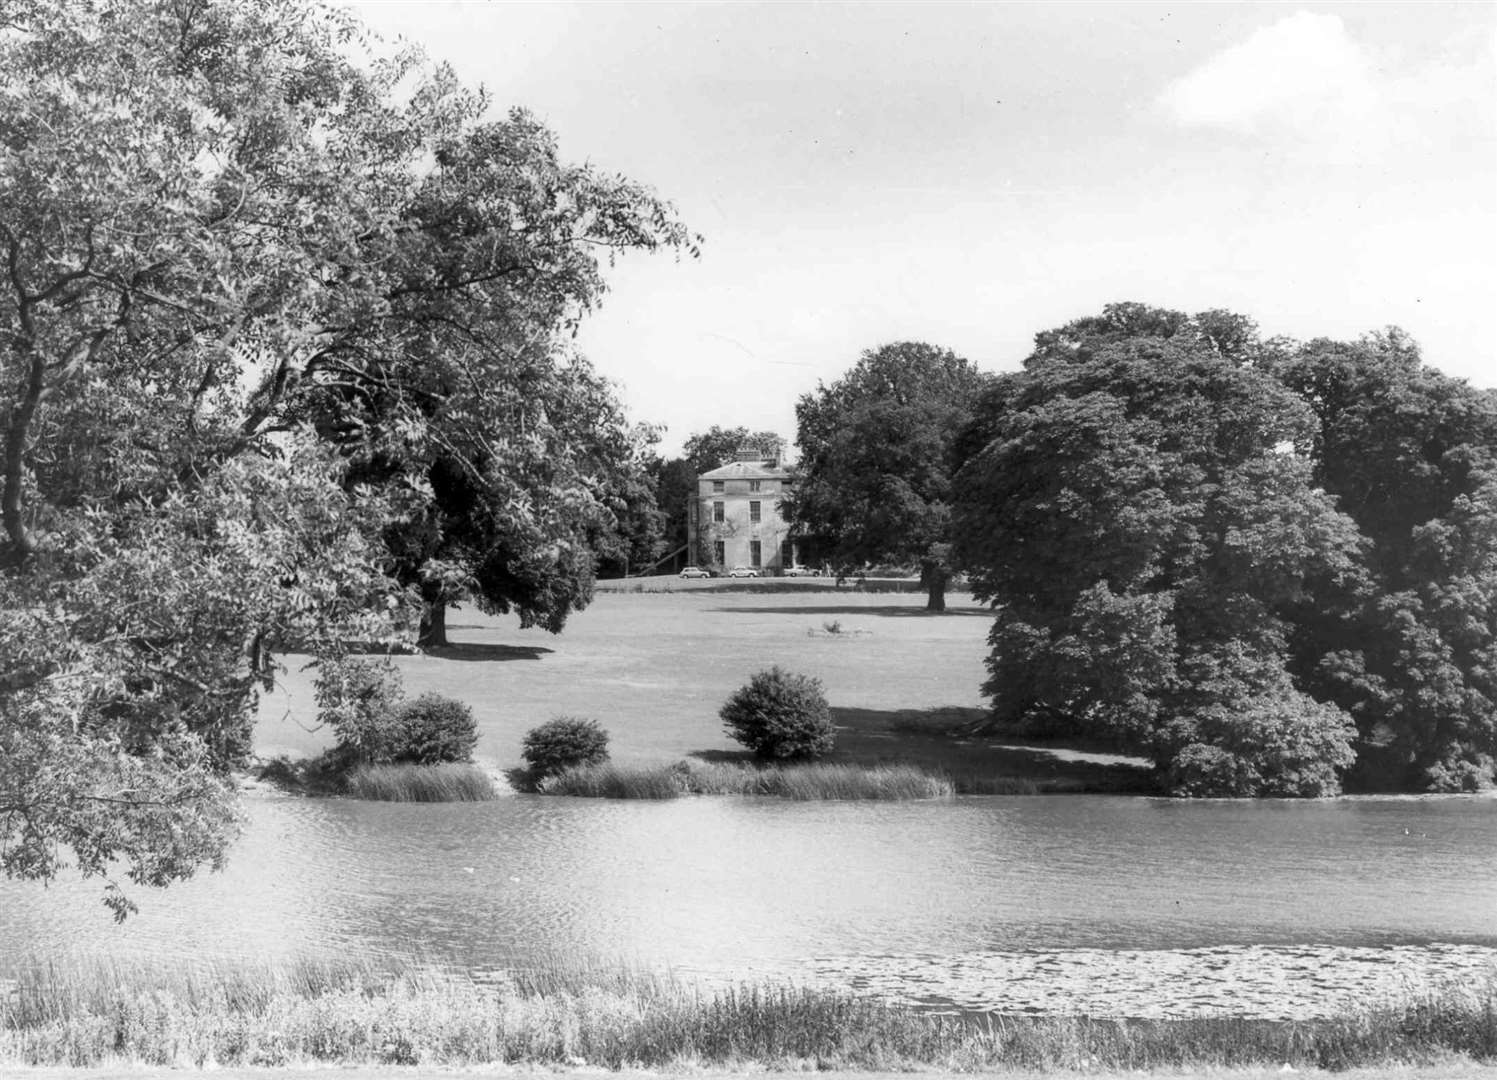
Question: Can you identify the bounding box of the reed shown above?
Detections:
[539,760,955,800]
[536,761,685,799]
[3,954,1494,1071]
[343,763,497,802]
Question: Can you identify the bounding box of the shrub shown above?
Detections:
[387,693,478,765]
[720,666,834,760]
[522,716,610,779]
[1158,687,1357,798]
[313,655,404,765]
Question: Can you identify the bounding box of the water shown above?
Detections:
[4,792,1496,1016]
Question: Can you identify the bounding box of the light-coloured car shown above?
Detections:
[678,565,712,579]
[727,565,759,578]
[783,565,820,577]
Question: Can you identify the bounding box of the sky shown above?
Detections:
[344,1,1497,456]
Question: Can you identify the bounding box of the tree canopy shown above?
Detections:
[789,343,988,610]
[0,0,690,912]
[1272,331,1497,791]
[953,303,1497,796]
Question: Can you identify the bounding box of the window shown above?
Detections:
[749,480,761,492]
[712,480,724,493]
[749,500,761,523]
[713,541,725,566]
[750,540,762,567]
[712,501,725,523]
[781,540,793,565]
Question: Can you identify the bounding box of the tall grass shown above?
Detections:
[539,760,955,800]
[3,954,1495,1070]
[343,762,497,802]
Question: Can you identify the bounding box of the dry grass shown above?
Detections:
[538,760,955,800]
[343,763,497,802]
[3,954,1495,1071]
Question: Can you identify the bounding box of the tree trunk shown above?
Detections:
[919,551,951,613]
[418,585,448,647]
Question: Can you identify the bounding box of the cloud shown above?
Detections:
[1157,12,1378,133]
[1156,10,1495,154]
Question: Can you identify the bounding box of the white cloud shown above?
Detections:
[1157,12,1379,134]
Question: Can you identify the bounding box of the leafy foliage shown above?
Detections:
[522,717,611,779]
[720,667,835,760]
[313,657,406,767]
[953,306,1366,795]
[789,343,988,609]
[0,0,689,909]
[389,694,479,766]
[1273,331,1497,790]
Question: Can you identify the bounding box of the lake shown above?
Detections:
[4,789,1495,1018]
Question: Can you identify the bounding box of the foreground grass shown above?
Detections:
[538,760,958,799]
[3,956,1496,1071]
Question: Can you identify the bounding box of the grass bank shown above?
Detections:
[3,956,1494,1072]
[254,758,500,802]
[537,760,959,799]
[342,762,496,802]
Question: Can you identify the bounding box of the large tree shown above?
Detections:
[789,343,988,610]
[0,0,689,911]
[952,307,1367,796]
[1272,331,1497,791]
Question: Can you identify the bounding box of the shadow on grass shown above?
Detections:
[423,642,554,662]
[707,604,988,618]
[819,706,1158,795]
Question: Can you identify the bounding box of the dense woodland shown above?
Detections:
[1,0,1494,912]
[950,305,1497,797]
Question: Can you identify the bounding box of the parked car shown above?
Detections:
[678,565,712,579]
[782,565,820,577]
[727,565,759,578]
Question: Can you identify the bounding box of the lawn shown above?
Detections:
[254,581,1152,792]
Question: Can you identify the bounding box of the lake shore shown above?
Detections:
[4,955,1494,1074]
[253,586,1156,797]
[5,1068,1497,1080]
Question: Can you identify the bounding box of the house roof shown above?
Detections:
[698,460,790,482]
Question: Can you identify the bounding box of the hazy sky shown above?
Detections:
[345,1,1497,456]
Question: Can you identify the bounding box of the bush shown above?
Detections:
[387,693,478,765]
[522,716,610,779]
[313,655,404,765]
[1158,687,1357,798]
[720,666,834,760]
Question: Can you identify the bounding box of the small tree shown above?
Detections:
[522,717,610,778]
[721,667,835,760]
[314,657,405,766]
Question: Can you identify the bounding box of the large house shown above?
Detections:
[687,444,804,573]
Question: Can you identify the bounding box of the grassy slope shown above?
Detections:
[254,584,1152,793]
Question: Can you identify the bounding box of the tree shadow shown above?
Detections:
[688,748,758,765]
[824,706,1156,794]
[683,706,1155,793]
[707,604,988,618]
[422,642,554,662]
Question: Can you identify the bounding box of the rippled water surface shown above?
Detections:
[4,793,1495,1014]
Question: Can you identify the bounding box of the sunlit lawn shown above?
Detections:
[255,580,1151,791]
